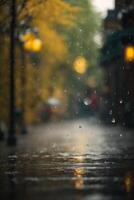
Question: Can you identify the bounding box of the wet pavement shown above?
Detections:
[0,118,134,200]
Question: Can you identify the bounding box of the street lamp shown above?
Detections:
[73,56,88,74]
[19,31,42,134]
[124,45,134,62]
[24,38,42,52]
[22,31,42,52]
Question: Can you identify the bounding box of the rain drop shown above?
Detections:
[112,118,116,124]
[120,99,123,104]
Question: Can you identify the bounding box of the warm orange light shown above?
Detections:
[31,38,42,52]
[24,38,42,52]
[124,175,133,192]
[22,32,35,42]
[24,40,34,51]
[125,46,134,62]
[73,56,88,74]
[74,168,85,189]
[22,31,42,52]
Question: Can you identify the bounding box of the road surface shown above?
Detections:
[0,118,134,200]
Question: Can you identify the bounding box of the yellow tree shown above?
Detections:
[17,0,80,123]
[19,0,79,62]
[0,0,80,124]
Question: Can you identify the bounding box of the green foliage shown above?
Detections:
[60,0,103,98]
[65,0,101,66]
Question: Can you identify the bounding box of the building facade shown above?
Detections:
[101,0,134,126]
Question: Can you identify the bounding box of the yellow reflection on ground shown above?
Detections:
[74,167,85,189]
[75,177,84,189]
[74,156,84,162]
[73,153,86,190]
[71,132,88,155]
[74,168,85,177]
[124,174,134,192]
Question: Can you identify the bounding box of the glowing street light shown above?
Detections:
[22,31,43,52]
[124,45,134,62]
[73,56,88,74]
[24,37,42,52]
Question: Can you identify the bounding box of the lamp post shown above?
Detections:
[19,42,27,134]
[7,0,17,145]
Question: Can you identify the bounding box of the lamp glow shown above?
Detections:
[31,38,42,52]
[125,46,134,62]
[73,56,88,74]
[24,37,42,52]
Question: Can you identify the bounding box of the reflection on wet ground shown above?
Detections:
[0,118,134,200]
